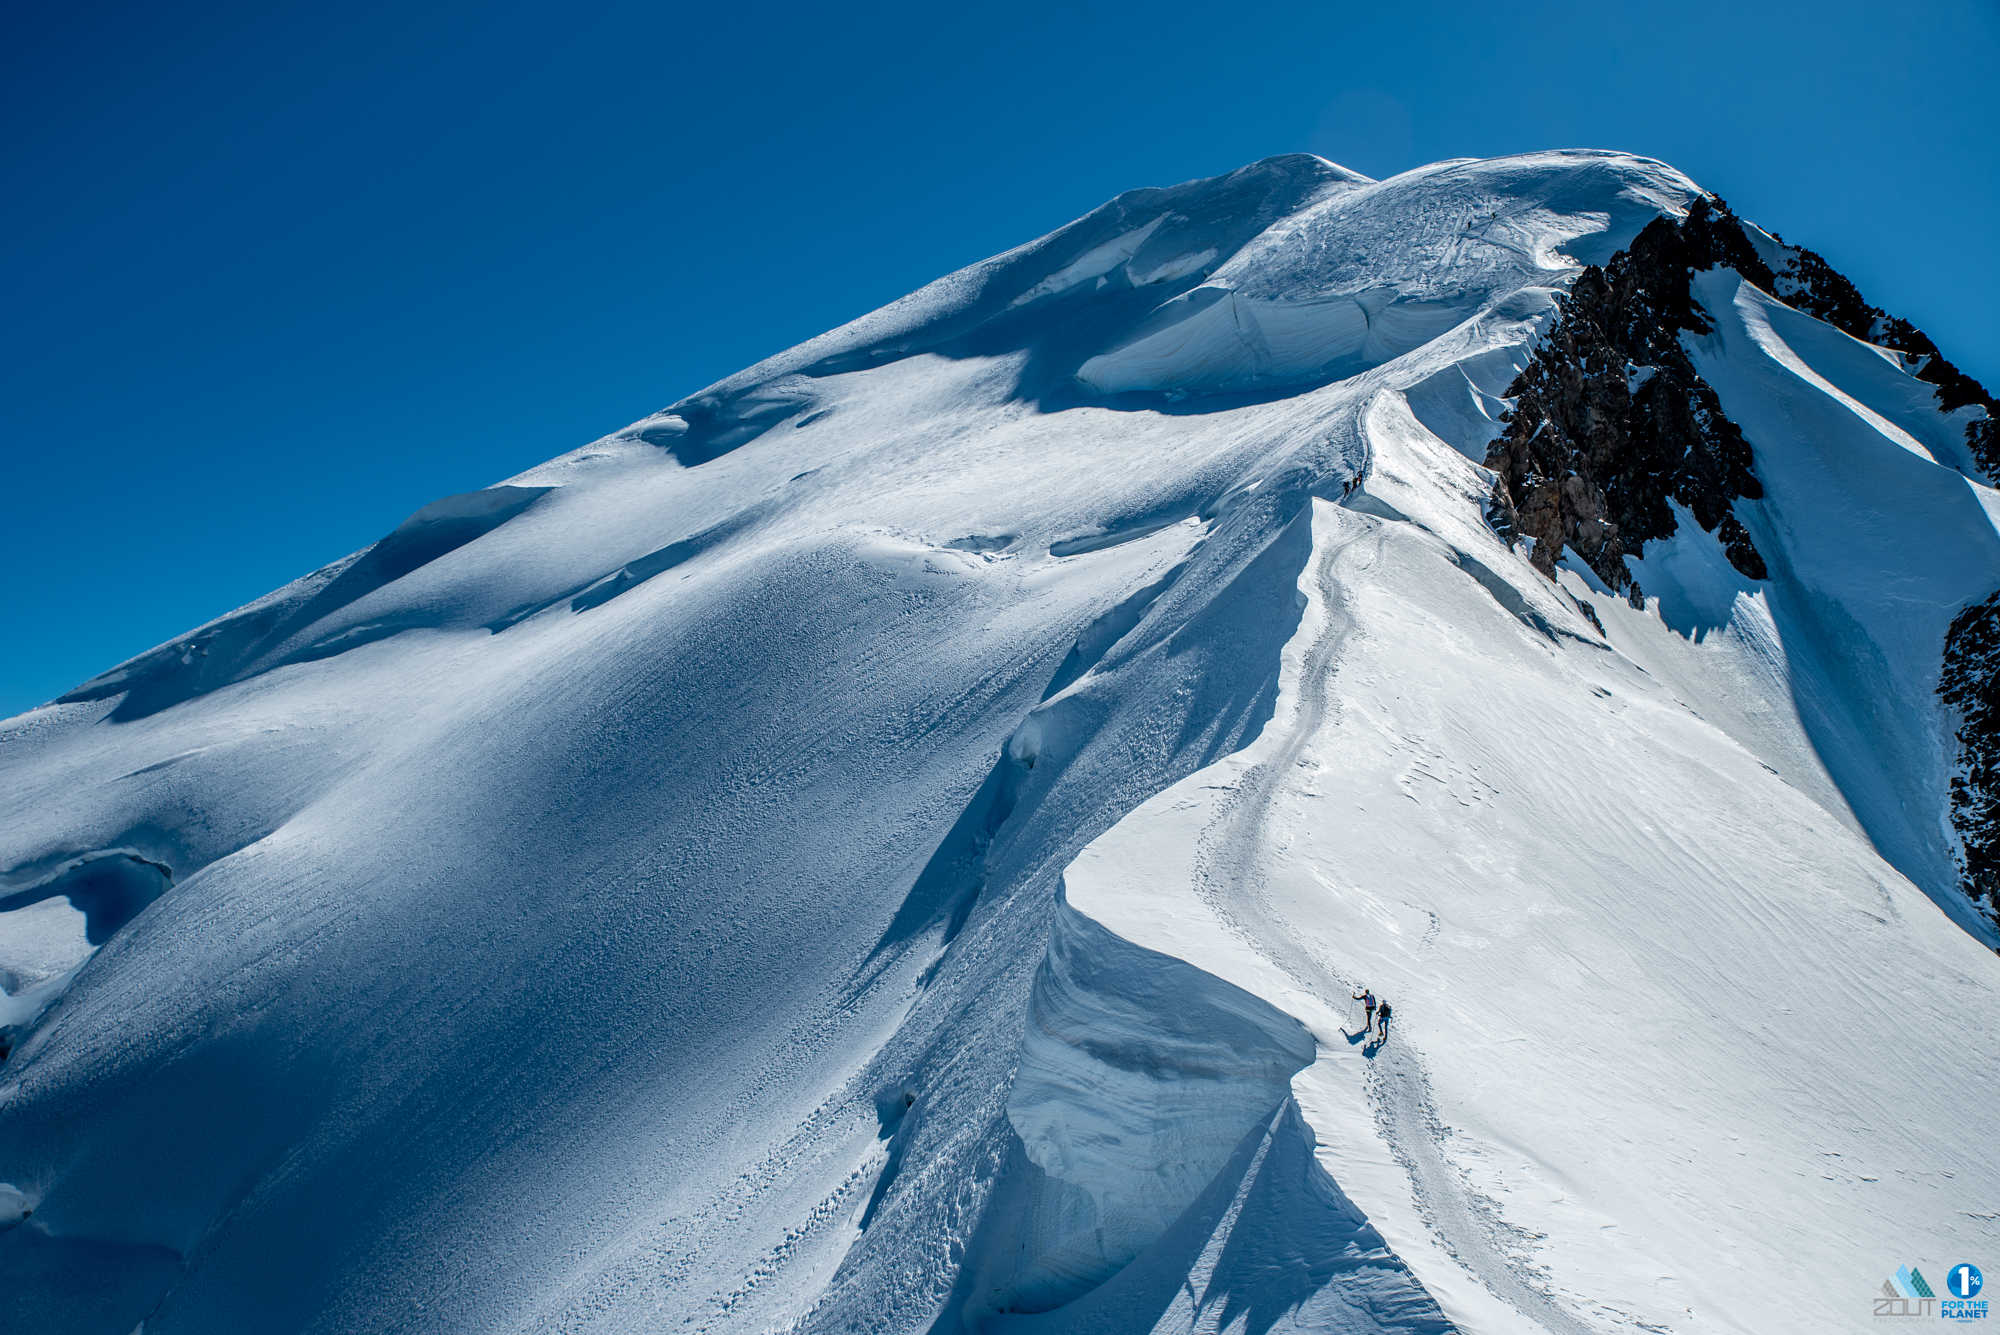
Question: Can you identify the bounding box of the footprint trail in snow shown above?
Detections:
[1193,501,1593,1335]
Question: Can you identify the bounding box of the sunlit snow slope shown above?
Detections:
[2,150,1995,1335]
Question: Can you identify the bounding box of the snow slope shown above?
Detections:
[1,150,1994,1335]
[1065,394,1999,1335]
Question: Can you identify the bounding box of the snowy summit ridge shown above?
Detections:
[3,150,1997,1335]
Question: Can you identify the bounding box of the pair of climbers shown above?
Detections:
[1352,987,1393,1042]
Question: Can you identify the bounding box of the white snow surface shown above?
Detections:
[1,150,1995,1335]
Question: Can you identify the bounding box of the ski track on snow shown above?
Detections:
[1191,505,1593,1335]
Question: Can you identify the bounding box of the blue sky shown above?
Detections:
[4,0,1997,718]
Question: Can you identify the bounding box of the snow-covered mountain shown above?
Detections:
[4,150,1996,1335]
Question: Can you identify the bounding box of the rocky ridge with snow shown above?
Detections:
[2,151,1997,1335]
[1483,197,1773,590]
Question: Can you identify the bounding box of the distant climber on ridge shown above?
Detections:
[1376,999,1393,1042]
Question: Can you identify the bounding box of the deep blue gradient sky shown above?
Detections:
[5,0,1997,718]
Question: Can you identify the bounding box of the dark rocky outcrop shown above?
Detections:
[1488,193,2000,590]
[1485,198,1771,589]
[1940,591,2000,931]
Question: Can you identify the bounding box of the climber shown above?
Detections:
[1376,999,1393,1042]
[1354,987,1376,1034]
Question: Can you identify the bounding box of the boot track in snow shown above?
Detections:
[1193,499,1594,1335]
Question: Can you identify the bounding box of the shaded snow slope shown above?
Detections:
[2,150,1995,1335]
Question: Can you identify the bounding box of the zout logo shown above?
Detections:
[1875,1265,1992,1320]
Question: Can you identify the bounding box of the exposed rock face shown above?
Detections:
[1485,198,1771,589]
[1941,591,2000,932]
[1488,195,2000,595]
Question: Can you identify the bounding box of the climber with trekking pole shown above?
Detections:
[1353,987,1376,1035]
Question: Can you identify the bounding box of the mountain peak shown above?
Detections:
[3,151,1994,1335]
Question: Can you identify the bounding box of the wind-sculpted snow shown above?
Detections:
[3,150,1997,1335]
[1078,153,1694,396]
[1748,221,2000,479]
[57,485,554,721]
[0,852,172,1053]
[646,153,1364,465]
[994,902,1316,1311]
